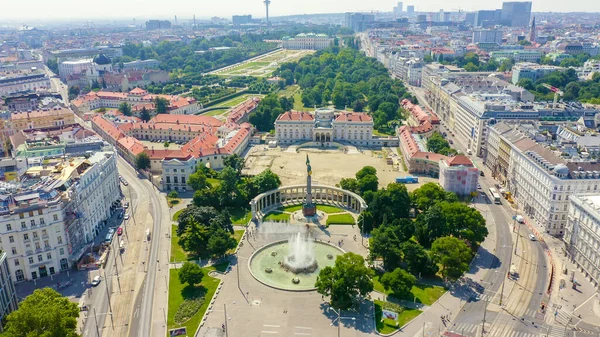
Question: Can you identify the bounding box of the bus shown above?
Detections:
[489,187,502,204]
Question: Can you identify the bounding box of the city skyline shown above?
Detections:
[0,0,598,21]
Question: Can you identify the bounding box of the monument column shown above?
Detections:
[302,155,317,216]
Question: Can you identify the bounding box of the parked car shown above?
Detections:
[124,213,130,220]
[529,234,537,241]
[117,227,123,236]
[480,171,485,177]
[124,202,129,209]
[91,276,101,286]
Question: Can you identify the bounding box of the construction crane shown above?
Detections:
[542,83,564,109]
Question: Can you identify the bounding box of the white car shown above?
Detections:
[91,276,101,286]
[124,213,130,220]
[529,234,537,241]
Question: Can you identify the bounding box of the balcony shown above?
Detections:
[26,250,33,256]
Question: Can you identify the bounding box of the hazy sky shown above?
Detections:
[1,0,598,21]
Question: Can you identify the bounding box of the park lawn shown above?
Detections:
[173,209,184,222]
[264,211,290,221]
[374,300,422,334]
[213,94,259,108]
[281,204,346,214]
[202,108,229,116]
[230,208,252,225]
[374,129,395,137]
[292,91,315,111]
[167,264,226,335]
[227,229,245,254]
[170,225,191,263]
[278,85,299,97]
[372,274,446,306]
[326,213,356,226]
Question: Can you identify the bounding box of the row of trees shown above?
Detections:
[517,68,600,104]
[427,132,458,156]
[273,47,415,133]
[248,94,294,131]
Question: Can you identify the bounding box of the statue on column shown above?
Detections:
[302,155,317,216]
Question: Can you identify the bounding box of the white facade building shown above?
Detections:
[275,108,374,146]
[282,33,334,50]
[0,72,51,96]
[472,29,503,44]
[511,62,564,84]
[58,59,93,81]
[0,152,121,283]
[564,194,600,288]
[439,156,479,196]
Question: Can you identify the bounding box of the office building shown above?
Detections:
[232,15,252,26]
[0,70,51,97]
[472,29,503,44]
[282,33,334,50]
[122,59,160,70]
[511,62,564,84]
[145,20,171,30]
[490,50,542,62]
[344,13,375,32]
[58,59,93,81]
[501,1,532,27]
[565,195,600,288]
[393,2,403,16]
[406,5,414,14]
[474,9,502,27]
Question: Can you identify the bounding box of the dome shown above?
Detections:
[93,54,111,65]
[552,164,569,176]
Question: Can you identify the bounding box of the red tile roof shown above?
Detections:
[334,112,373,122]
[276,111,314,122]
[150,114,222,127]
[91,115,125,142]
[446,155,474,166]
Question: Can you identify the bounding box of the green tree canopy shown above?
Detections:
[430,236,472,280]
[356,166,377,180]
[118,102,132,116]
[223,154,245,175]
[154,97,170,114]
[135,152,150,170]
[399,241,438,277]
[410,182,457,212]
[140,107,151,122]
[1,288,79,337]
[414,204,448,248]
[178,262,204,286]
[188,169,209,191]
[380,268,417,300]
[315,252,374,310]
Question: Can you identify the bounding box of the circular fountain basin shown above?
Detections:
[248,240,344,291]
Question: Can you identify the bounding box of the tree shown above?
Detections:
[249,169,281,195]
[178,262,204,286]
[135,152,150,170]
[1,287,79,337]
[439,202,488,245]
[399,241,438,276]
[427,132,456,156]
[177,205,231,234]
[140,107,151,122]
[207,228,237,258]
[414,204,449,248]
[356,166,377,180]
[380,268,417,300]
[68,86,80,99]
[216,167,241,206]
[118,102,132,116]
[516,78,535,91]
[188,170,209,191]
[335,178,358,194]
[46,58,59,74]
[155,97,169,114]
[357,210,376,233]
[358,174,379,194]
[223,154,245,175]
[315,252,374,310]
[411,182,457,212]
[168,190,179,199]
[430,236,472,280]
[370,225,403,271]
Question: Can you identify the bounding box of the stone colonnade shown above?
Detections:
[250,185,367,219]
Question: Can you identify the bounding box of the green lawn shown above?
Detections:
[264,211,290,221]
[374,129,395,136]
[374,300,422,334]
[292,91,315,111]
[202,108,229,117]
[228,229,245,254]
[171,225,191,263]
[173,209,184,222]
[326,213,356,226]
[278,85,299,98]
[372,274,446,306]
[281,204,346,214]
[230,208,252,225]
[213,94,261,108]
[167,264,227,335]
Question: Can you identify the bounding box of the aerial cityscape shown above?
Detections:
[0,1,600,337]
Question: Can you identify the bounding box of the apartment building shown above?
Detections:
[0,252,18,329]
[511,62,564,84]
[490,50,542,62]
[0,71,51,96]
[486,122,600,236]
[0,152,120,282]
[565,194,600,288]
[10,107,76,131]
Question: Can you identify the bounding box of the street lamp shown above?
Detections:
[329,307,356,337]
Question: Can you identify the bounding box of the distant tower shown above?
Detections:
[264,0,271,28]
[174,15,178,25]
[528,16,536,43]
[193,14,196,27]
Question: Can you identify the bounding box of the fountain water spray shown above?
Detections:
[283,232,318,274]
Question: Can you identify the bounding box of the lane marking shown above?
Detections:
[294,333,311,336]
[260,331,278,334]
[295,326,312,330]
[263,325,280,328]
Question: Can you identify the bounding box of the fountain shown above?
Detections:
[248,231,344,291]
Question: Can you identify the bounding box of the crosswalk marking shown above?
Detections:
[545,324,566,337]
[451,322,542,337]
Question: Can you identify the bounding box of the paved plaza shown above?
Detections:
[197,224,375,337]
[243,145,437,190]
